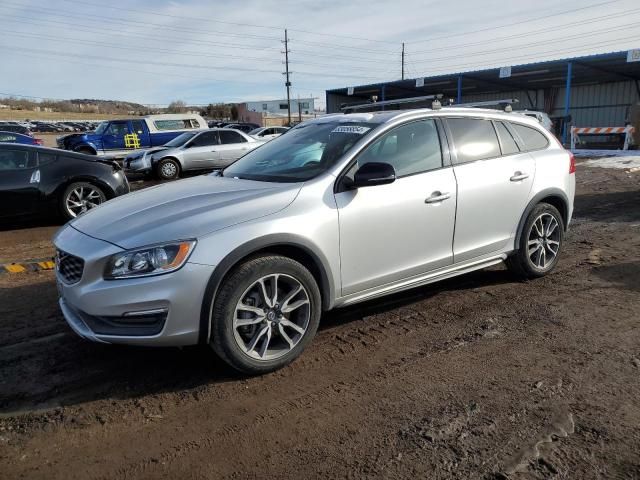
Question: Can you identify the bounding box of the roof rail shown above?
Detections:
[447,98,519,112]
[340,94,443,113]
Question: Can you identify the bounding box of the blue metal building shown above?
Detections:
[326,50,640,143]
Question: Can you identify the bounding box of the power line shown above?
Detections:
[3,29,283,65]
[408,0,623,44]
[3,14,281,53]
[2,1,283,41]
[407,35,640,77]
[0,43,392,80]
[51,0,401,45]
[408,21,640,65]
[409,7,640,55]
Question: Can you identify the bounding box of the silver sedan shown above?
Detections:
[125,129,264,180]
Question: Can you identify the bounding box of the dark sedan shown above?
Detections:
[0,144,129,221]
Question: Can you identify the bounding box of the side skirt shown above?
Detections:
[333,253,508,308]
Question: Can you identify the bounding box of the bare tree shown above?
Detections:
[167,100,187,113]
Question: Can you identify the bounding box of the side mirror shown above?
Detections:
[352,162,396,188]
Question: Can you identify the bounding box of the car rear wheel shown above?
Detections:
[210,255,321,374]
[507,203,564,278]
[156,158,180,180]
[61,182,106,220]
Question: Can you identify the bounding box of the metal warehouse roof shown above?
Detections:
[326,50,640,105]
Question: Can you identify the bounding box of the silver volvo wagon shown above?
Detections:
[54,107,575,373]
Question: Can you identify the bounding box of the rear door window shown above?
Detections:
[0,149,30,170]
[510,123,549,151]
[494,121,520,156]
[447,118,501,163]
[190,131,219,147]
[219,131,247,144]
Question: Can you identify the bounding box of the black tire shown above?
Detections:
[156,158,180,180]
[507,202,565,279]
[60,181,106,220]
[210,255,322,374]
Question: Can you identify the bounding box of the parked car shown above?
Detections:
[224,123,261,133]
[0,123,32,136]
[208,121,230,128]
[56,114,208,158]
[248,126,289,141]
[0,131,43,145]
[0,144,129,221]
[514,110,553,132]
[53,108,575,374]
[124,128,263,180]
[33,122,64,133]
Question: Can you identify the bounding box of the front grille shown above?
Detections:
[56,250,85,284]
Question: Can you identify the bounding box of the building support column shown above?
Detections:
[381,85,386,110]
[457,75,463,104]
[563,62,573,145]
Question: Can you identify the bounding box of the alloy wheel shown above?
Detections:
[233,274,311,361]
[527,212,561,269]
[65,186,103,217]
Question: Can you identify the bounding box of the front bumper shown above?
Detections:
[124,151,152,173]
[54,225,215,346]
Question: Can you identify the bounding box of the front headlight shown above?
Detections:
[104,240,196,279]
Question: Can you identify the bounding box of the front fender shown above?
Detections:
[197,233,336,345]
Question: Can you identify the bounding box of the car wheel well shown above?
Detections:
[229,245,326,308]
[74,146,96,155]
[57,177,114,200]
[200,242,331,345]
[537,195,568,228]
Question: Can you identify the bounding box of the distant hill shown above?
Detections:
[69,99,150,113]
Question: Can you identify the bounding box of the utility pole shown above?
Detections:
[401,42,405,80]
[297,94,302,123]
[283,29,292,126]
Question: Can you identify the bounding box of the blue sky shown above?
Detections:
[1,0,639,109]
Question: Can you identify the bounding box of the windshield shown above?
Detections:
[222,120,379,182]
[94,122,109,135]
[164,131,197,148]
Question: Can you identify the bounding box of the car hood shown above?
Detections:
[69,175,302,249]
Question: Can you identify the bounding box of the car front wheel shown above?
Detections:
[61,182,106,220]
[210,255,322,374]
[507,202,565,278]
[156,158,180,180]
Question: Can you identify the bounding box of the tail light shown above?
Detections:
[34,138,44,146]
[568,151,576,174]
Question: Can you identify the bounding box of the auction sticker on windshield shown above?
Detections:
[331,126,371,134]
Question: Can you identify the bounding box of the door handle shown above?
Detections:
[425,191,451,203]
[510,171,529,182]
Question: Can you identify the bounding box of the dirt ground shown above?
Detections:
[0,162,639,479]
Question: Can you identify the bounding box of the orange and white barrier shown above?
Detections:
[571,126,635,150]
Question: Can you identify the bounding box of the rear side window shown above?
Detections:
[447,118,500,163]
[131,120,145,134]
[0,149,30,170]
[510,123,549,151]
[37,152,57,165]
[219,131,247,144]
[153,119,199,130]
[494,121,519,155]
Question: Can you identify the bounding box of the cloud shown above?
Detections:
[0,0,638,110]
